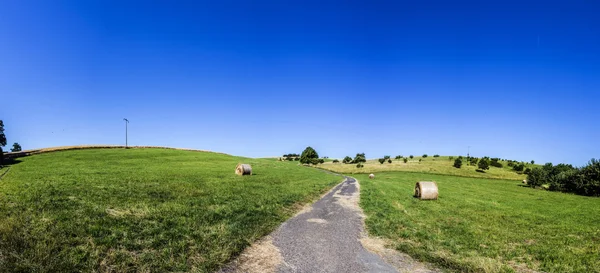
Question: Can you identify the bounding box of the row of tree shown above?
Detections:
[527,160,600,196]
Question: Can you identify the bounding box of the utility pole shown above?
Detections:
[123,118,129,148]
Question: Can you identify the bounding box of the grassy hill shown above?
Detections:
[0,148,341,272]
[356,172,600,273]
[317,156,531,180]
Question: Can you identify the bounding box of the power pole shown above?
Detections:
[123,118,129,148]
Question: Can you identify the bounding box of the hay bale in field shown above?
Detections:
[522,179,527,184]
[235,163,252,176]
[414,181,438,200]
[369,174,375,179]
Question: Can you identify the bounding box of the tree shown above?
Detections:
[378,158,385,164]
[383,155,390,160]
[433,154,440,157]
[0,120,5,166]
[300,146,319,164]
[395,155,403,159]
[527,168,547,188]
[403,158,408,163]
[531,160,535,164]
[478,158,490,171]
[332,159,339,163]
[409,155,414,159]
[11,143,22,152]
[388,159,392,164]
[352,153,366,164]
[343,156,352,164]
[453,158,462,168]
[422,154,428,158]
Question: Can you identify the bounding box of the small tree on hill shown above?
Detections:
[343,156,352,164]
[531,160,535,164]
[352,153,366,164]
[422,154,428,158]
[332,159,339,163]
[11,143,22,152]
[300,146,319,165]
[0,120,6,166]
[478,158,490,171]
[403,158,408,163]
[383,155,390,160]
[409,155,414,159]
[395,155,403,159]
[388,159,392,164]
[378,158,385,164]
[453,158,462,168]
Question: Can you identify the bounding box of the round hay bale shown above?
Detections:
[369,174,375,179]
[522,179,527,184]
[235,163,252,176]
[414,181,438,200]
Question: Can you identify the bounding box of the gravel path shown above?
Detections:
[220,177,441,273]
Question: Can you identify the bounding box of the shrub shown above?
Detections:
[356,163,364,168]
[310,158,320,165]
[419,159,422,163]
[527,168,547,188]
[531,160,535,164]
[300,147,319,164]
[388,159,392,164]
[490,158,503,168]
[332,159,339,163]
[513,164,525,172]
[469,157,478,166]
[395,155,403,159]
[524,168,532,174]
[449,156,454,161]
[286,157,294,161]
[409,155,414,159]
[343,156,352,164]
[458,156,463,160]
[378,158,385,164]
[383,155,390,160]
[319,159,325,164]
[352,153,366,164]
[422,154,428,158]
[453,158,462,168]
[478,158,490,171]
[294,157,300,161]
[433,154,440,158]
[507,161,515,167]
[403,158,408,163]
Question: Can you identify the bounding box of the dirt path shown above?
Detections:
[220,177,441,273]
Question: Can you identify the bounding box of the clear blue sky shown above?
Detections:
[1,0,599,166]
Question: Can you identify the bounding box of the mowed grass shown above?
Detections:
[0,148,341,272]
[319,156,529,180]
[356,172,600,273]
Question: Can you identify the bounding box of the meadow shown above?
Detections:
[318,156,530,180]
[0,148,340,272]
[356,172,600,273]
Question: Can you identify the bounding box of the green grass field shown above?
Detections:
[356,172,600,273]
[0,148,340,272]
[318,156,530,180]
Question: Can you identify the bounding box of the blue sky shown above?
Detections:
[1,0,598,166]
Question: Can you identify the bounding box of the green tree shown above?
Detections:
[422,154,428,158]
[531,160,535,164]
[383,155,391,160]
[300,146,319,164]
[352,153,366,164]
[527,168,547,188]
[387,159,392,164]
[11,143,22,152]
[0,120,5,166]
[453,158,462,168]
[409,155,414,159]
[342,156,352,164]
[478,158,490,171]
[403,158,408,163]
[378,158,385,164]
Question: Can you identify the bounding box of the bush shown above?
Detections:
[449,156,454,161]
[383,155,390,160]
[469,157,478,166]
[300,147,319,164]
[419,159,422,163]
[490,158,503,168]
[378,158,385,164]
[453,158,462,168]
[332,159,339,163]
[422,154,428,158]
[388,159,392,164]
[507,161,515,167]
[458,156,463,160]
[531,160,535,164]
[395,155,403,159]
[513,164,525,172]
[319,159,325,164]
[478,158,490,171]
[433,154,440,157]
[352,153,366,164]
[294,157,300,161]
[356,163,364,168]
[403,158,408,163]
[409,155,414,159]
[524,168,532,174]
[343,156,352,164]
[527,168,547,188]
